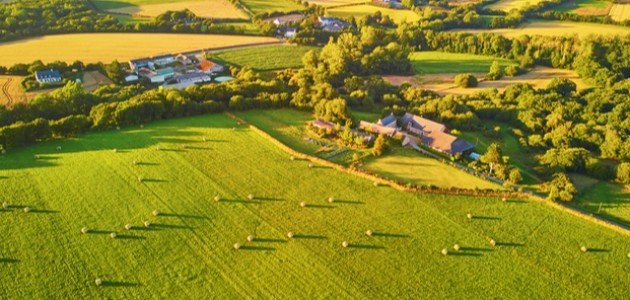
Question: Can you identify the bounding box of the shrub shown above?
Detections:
[504,65,524,77]
[214,195,221,202]
[486,61,503,80]
[490,239,496,247]
[616,162,630,184]
[454,73,478,88]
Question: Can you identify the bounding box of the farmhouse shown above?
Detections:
[35,69,62,84]
[129,57,154,71]
[199,59,224,74]
[318,16,351,32]
[359,121,397,137]
[377,113,397,128]
[399,113,474,155]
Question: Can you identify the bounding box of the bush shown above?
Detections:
[504,65,524,77]
[454,73,478,88]
[486,61,504,81]
[617,162,630,184]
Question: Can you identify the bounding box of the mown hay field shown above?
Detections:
[92,0,249,19]
[459,20,630,38]
[0,113,629,298]
[409,51,517,74]
[0,33,280,65]
[610,4,630,21]
[327,4,420,24]
[486,0,546,11]
[210,45,319,71]
[0,75,48,107]
[240,0,305,15]
[307,0,369,7]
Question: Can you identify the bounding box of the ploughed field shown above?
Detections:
[0,113,629,298]
[0,33,280,65]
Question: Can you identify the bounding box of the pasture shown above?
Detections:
[307,0,368,7]
[210,45,319,71]
[486,0,546,11]
[0,33,280,65]
[569,174,629,226]
[409,51,517,74]
[92,0,249,19]
[0,113,629,298]
[363,147,499,189]
[240,0,305,15]
[610,4,630,21]
[557,0,611,15]
[459,20,630,38]
[327,4,421,24]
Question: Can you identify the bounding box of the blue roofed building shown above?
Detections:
[377,113,397,128]
[35,69,62,84]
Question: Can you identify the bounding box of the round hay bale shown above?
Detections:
[342,241,349,248]
[110,232,117,239]
[23,207,31,213]
[580,246,588,253]
[466,213,473,220]
[247,235,255,242]
[247,194,254,200]
[56,146,62,151]
[2,202,9,209]
[95,278,103,286]
[490,239,496,247]
[502,197,507,202]
[202,137,207,142]
[214,195,221,202]
[232,127,236,131]
[34,155,40,160]
[328,197,335,203]
[365,230,373,237]
[113,149,118,153]
[300,201,306,208]
[627,252,630,258]
[308,163,313,168]
[441,248,449,256]
[138,176,144,183]
[453,244,461,251]
[125,224,133,231]
[144,220,151,228]
[290,156,295,161]
[233,243,241,250]
[152,210,160,217]
[81,227,90,234]
[156,146,161,151]
[373,181,379,187]
[133,160,138,166]
[287,231,294,239]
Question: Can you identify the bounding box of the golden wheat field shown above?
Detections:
[327,4,420,24]
[459,21,630,38]
[0,76,51,106]
[486,0,546,11]
[609,4,630,21]
[0,33,280,65]
[93,0,249,19]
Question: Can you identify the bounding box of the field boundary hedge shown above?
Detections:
[226,112,630,236]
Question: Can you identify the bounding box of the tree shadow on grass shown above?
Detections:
[240,246,276,251]
[152,223,193,230]
[496,242,525,247]
[102,281,142,288]
[255,238,287,243]
[161,213,208,220]
[0,258,19,264]
[372,232,409,238]
[348,244,385,250]
[472,216,502,221]
[293,234,327,240]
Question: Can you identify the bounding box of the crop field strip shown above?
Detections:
[458,20,630,38]
[326,4,421,24]
[91,0,250,19]
[610,4,630,21]
[1,113,628,298]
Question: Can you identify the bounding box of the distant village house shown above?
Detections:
[35,69,62,84]
[318,16,351,32]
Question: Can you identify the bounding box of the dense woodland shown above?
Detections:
[0,0,628,200]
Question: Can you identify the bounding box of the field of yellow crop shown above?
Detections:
[327,4,420,24]
[609,4,630,21]
[0,76,47,106]
[92,0,249,19]
[486,0,546,11]
[459,21,630,38]
[0,33,280,65]
[307,0,368,7]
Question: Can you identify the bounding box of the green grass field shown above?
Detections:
[240,0,305,15]
[409,51,517,74]
[210,45,319,71]
[569,174,629,226]
[557,0,611,15]
[364,147,500,189]
[1,113,629,298]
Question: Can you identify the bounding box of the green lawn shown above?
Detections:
[557,0,610,14]
[364,146,500,189]
[1,113,629,298]
[240,0,305,14]
[569,174,629,226]
[409,51,517,74]
[210,45,319,72]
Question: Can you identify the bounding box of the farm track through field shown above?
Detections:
[1,77,14,106]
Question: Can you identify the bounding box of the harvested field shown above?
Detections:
[384,67,588,95]
[82,71,113,93]
[409,51,517,74]
[327,4,420,24]
[610,4,630,21]
[486,0,546,11]
[307,0,369,7]
[0,33,280,65]
[240,0,305,15]
[0,76,48,106]
[458,20,630,38]
[92,0,249,19]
